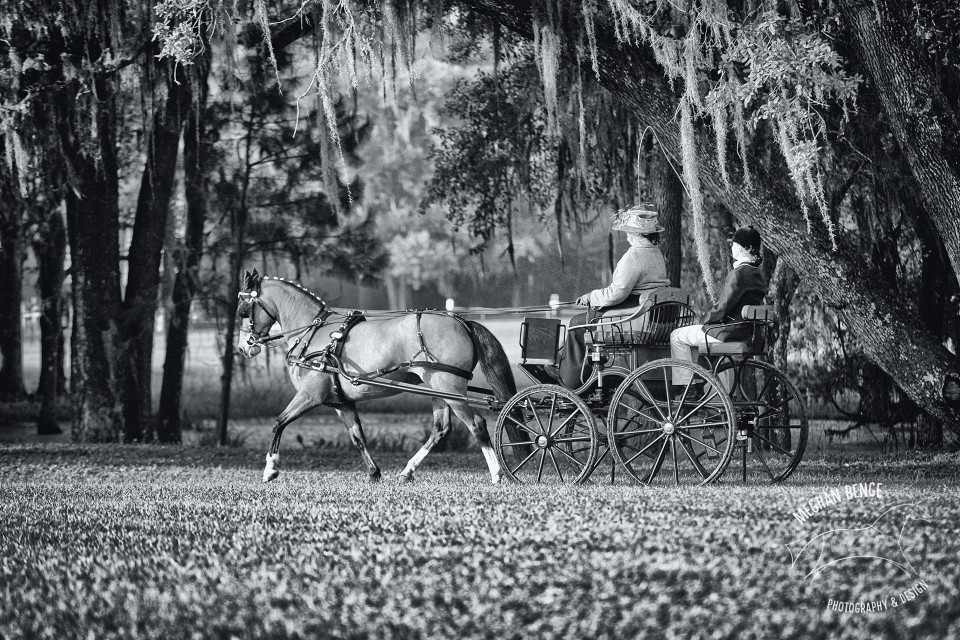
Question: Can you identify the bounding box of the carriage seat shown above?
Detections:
[698,341,751,355]
[587,287,696,347]
[698,304,774,357]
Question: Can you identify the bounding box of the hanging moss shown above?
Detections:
[680,96,718,303]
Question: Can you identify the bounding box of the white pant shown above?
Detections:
[670,324,722,386]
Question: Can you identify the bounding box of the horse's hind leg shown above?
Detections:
[421,372,503,484]
[447,400,503,484]
[334,403,382,482]
[264,389,321,483]
[399,398,452,482]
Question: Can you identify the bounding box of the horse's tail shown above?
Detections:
[467,321,517,401]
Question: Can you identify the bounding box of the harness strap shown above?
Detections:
[354,359,474,383]
[325,370,349,408]
[409,311,444,364]
[291,308,333,361]
[319,311,366,408]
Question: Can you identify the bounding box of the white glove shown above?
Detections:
[575,294,590,306]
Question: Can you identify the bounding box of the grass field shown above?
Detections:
[1,443,958,639]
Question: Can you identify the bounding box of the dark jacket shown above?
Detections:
[701,263,767,341]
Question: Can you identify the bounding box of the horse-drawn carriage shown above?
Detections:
[495,286,808,485]
[237,272,806,486]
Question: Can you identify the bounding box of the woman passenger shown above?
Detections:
[559,204,670,389]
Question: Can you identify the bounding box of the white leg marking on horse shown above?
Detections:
[480,446,503,484]
[400,447,431,480]
[263,452,280,483]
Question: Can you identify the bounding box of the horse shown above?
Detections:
[235,269,517,484]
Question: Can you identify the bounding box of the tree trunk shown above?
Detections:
[122,65,191,442]
[158,54,211,444]
[61,77,126,442]
[836,0,960,285]
[465,0,960,431]
[768,259,800,376]
[651,144,684,287]
[216,212,248,447]
[0,201,26,401]
[913,206,952,447]
[34,205,67,435]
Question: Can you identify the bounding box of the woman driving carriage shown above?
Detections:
[669,225,767,386]
[559,204,671,389]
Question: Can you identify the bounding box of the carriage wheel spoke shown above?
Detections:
[547,448,564,482]
[675,376,695,413]
[752,432,795,457]
[567,447,593,456]
[552,444,585,469]
[590,445,610,474]
[546,393,558,434]
[632,382,667,421]
[755,374,776,402]
[676,389,721,425]
[527,398,547,434]
[678,437,708,479]
[511,447,540,475]
[549,410,582,438]
[503,414,541,438]
[612,427,664,438]
[645,438,669,483]
[675,420,730,430]
[663,368,673,418]
[755,400,791,420]
[753,443,777,481]
[677,431,724,456]
[624,434,666,466]
[535,450,546,483]
[552,435,593,444]
[500,441,538,448]
[672,438,679,485]
[620,403,665,425]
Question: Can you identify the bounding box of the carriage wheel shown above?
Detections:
[716,360,808,483]
[607,359,735,486]
[495,384,599,484]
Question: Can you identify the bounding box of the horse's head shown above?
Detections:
[237,269,278,358]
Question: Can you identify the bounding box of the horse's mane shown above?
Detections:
[262,276,325,305]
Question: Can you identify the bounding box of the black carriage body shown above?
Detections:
[501,287,808,486]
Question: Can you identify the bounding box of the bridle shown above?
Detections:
[237,282,330,353]
[238,288,280,347]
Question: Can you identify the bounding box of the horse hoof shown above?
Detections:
[368,470,382,483]
[263,469,280,483]
[398,472,415,483]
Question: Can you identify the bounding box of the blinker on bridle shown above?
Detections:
[238,287,279,345]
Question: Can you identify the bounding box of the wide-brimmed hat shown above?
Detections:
[611,204,665,234]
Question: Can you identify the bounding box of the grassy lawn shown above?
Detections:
[1,443,958,639]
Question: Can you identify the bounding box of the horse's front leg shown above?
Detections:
[334,403,382,482]
[263,389,321,482]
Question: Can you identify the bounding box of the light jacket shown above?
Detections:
[588,235,670,307]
